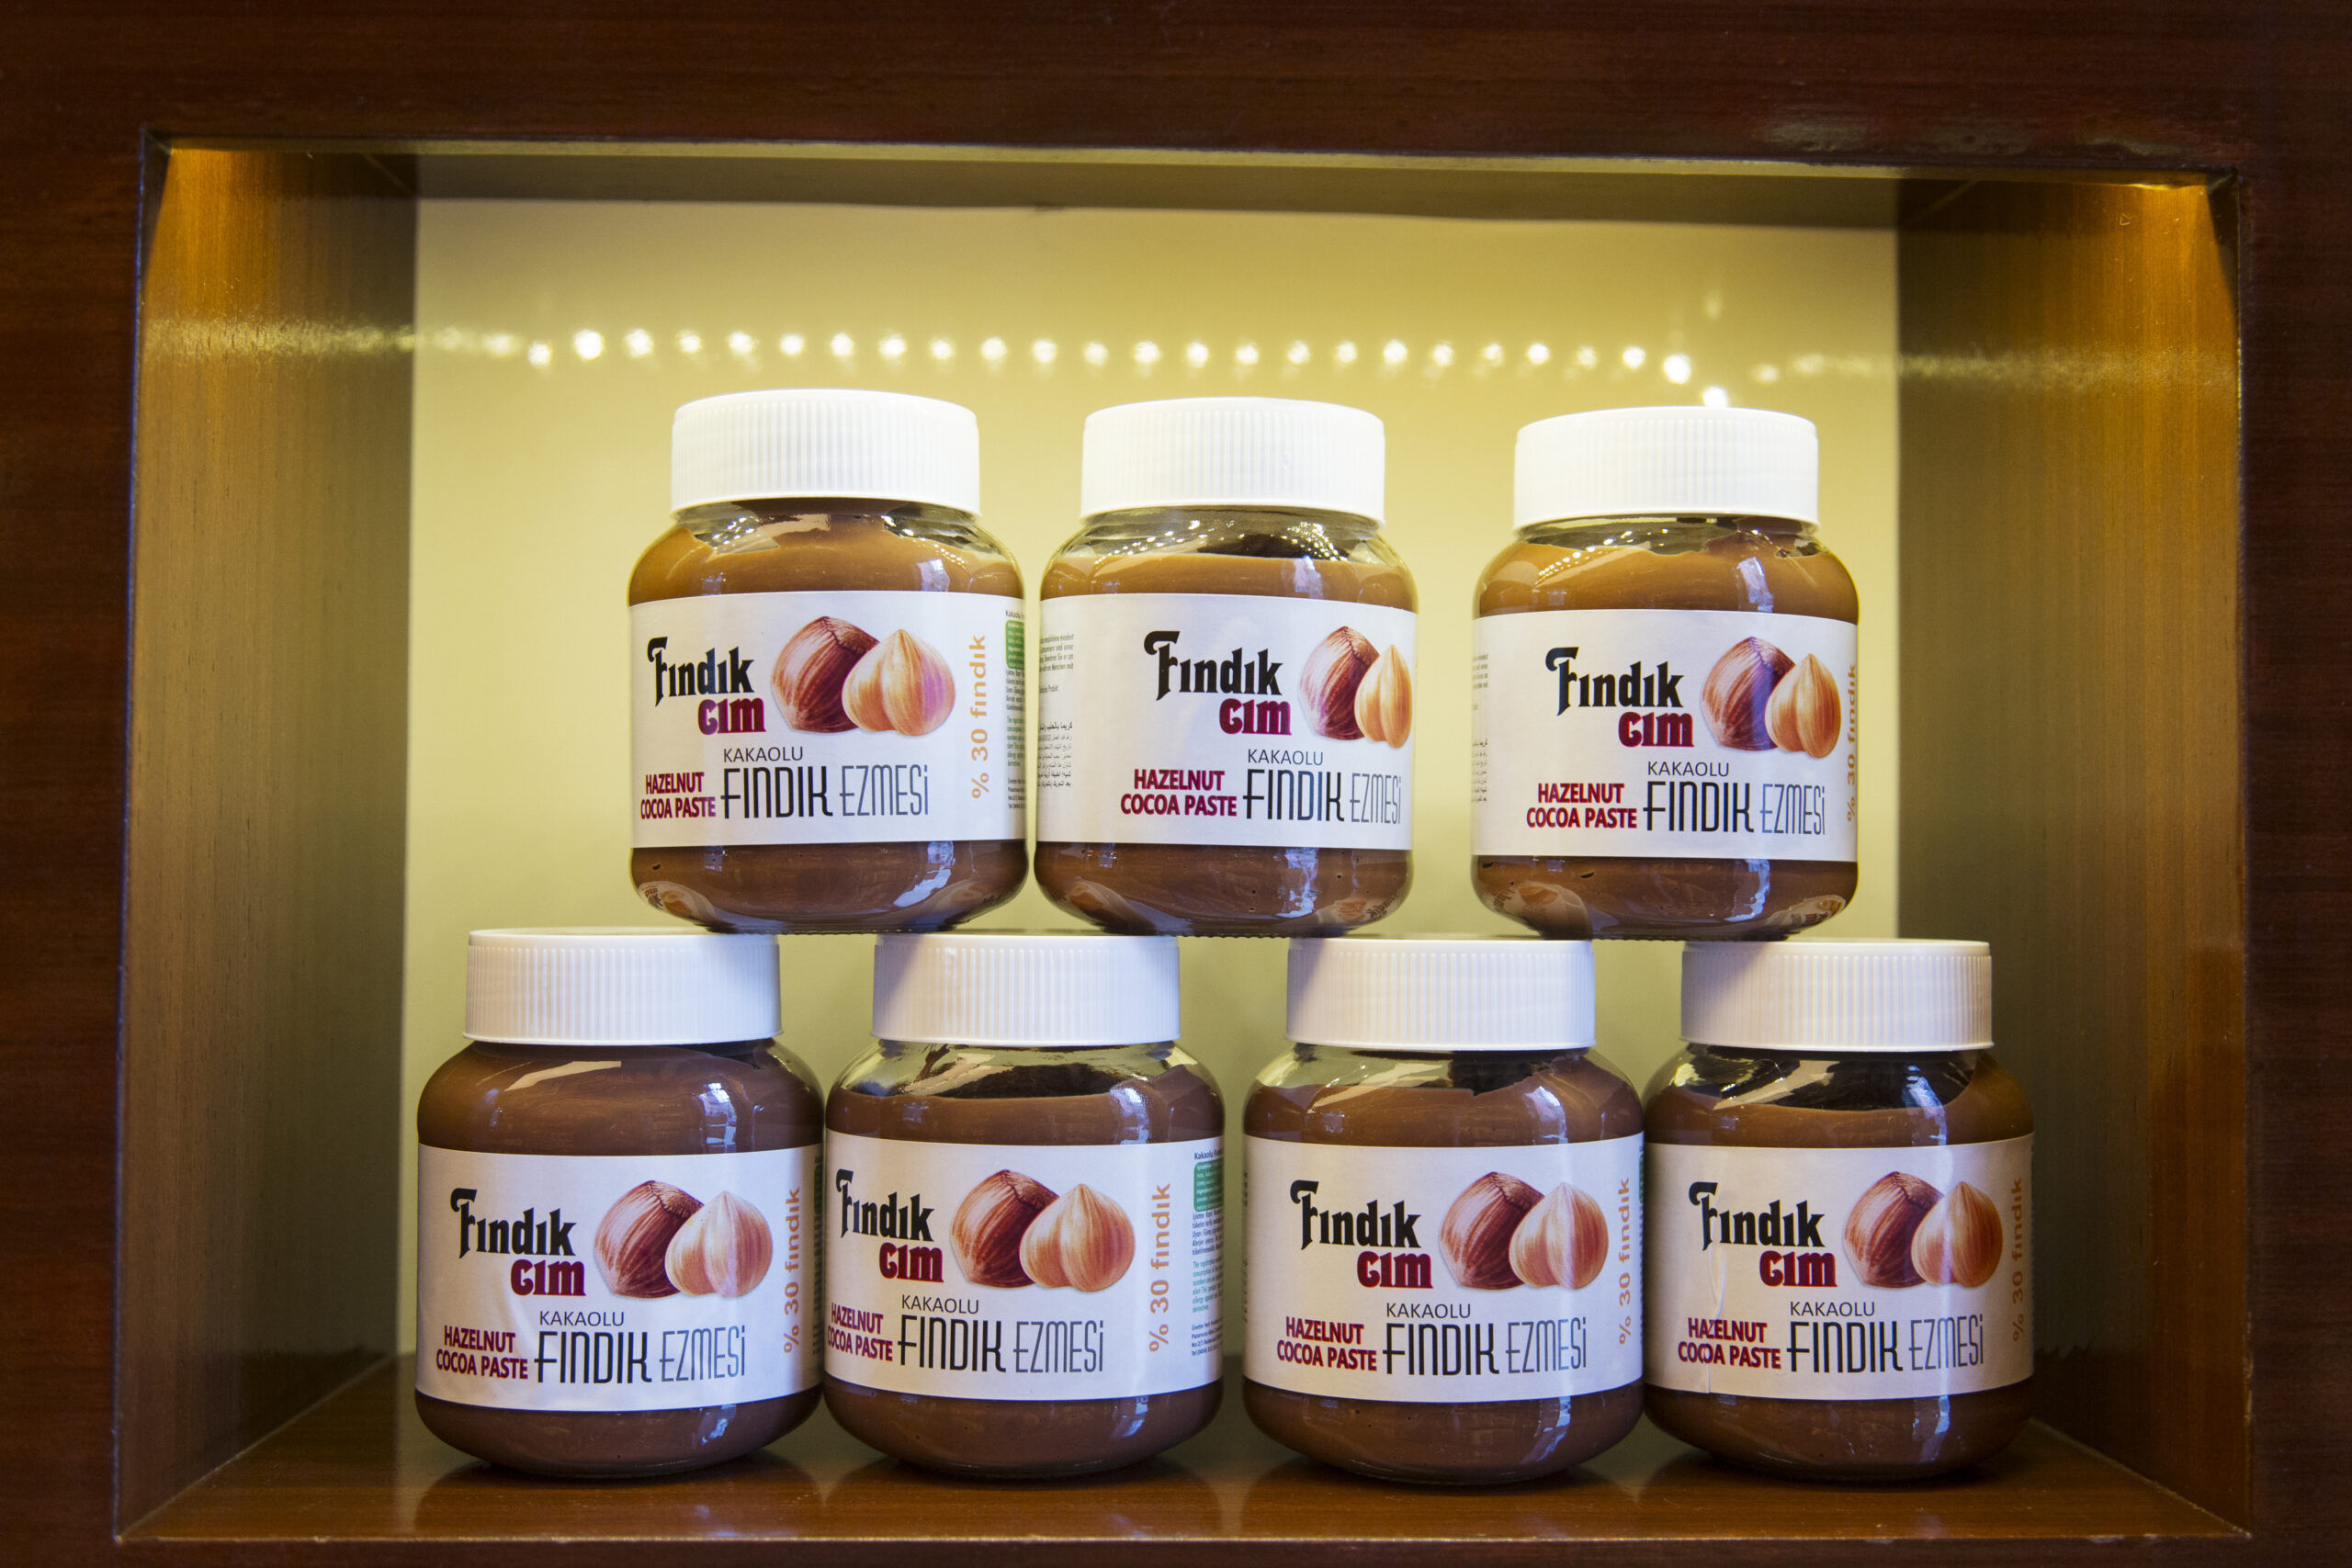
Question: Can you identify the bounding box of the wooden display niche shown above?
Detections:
[116,141,2241,1562]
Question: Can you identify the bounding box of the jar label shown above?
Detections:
[628,590,1025,850]
[1472,608,1857,863]
[822,1131,1223,1401]
[1645,1137,2033,1400]
[1244,1134,1644,1404]
[1036,593,1417,850]
[414,1145,818,1413]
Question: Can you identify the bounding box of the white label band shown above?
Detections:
[823,1131,1224,1401]
[1473,607,1857,862]
[630,590,1025,848]
[1037,592,1417,850]
[1245,1135,1644,1404]
[1645,1136,2033,1400]
[415,1145,819,1413]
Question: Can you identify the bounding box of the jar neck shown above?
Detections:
[1516,513,1818,547]
[1069,504,1384,555]
[674,498,979,547]
[851,1039,1184,1100]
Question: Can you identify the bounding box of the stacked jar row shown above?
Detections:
[631,389,1856,938]
[418,931,2031,1486]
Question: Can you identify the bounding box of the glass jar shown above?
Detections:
[1644,940,2034,1481]
[1036,397,1417,934]
[628,389,1027,933]
[1244,936,1645,1483]
[1473,407,1858,939]
[414,929,822,1477]
[822,932,1225,1477]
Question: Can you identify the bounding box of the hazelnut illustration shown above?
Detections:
[1301,626,1378,740]
[842,628,956,737]
[1844,1171,1943,1289]
[1439,1172,1543,1290]
[772,616,878,732]
[950,1169,1057,1288]
[664,1190,775,1298]
[1701,637,1793,750]
[594,1180,703,1298]
[1019,1184,1136,1292]
[1509,1183,1609,1291]
[1765,652,1842,759]
[1910,1180,2003,1289]
[1353,646,1414,748]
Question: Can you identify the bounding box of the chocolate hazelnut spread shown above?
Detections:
[822,932,1225,1477]
[1244,937,1645,1483]
[629,389,1026,933]
[1036,400,1417,935]
[1473,408,1857,939]
[1643,941,2034,1481]
[414,930,821,1477]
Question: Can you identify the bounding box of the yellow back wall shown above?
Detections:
[402,198,1898,1345]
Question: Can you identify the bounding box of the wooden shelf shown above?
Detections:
[130,1361,2229,1552]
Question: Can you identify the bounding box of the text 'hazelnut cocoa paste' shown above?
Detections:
[823,931,1224,1477]
[1246,936,1644,1483]
[1644,940,2033,1481]
[629,389,1026,933]
[1037,397,1417,934]
[1473,407,1858,939]
[415,929,822,1477]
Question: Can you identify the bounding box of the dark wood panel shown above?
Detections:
[117,148,415,1526]
[1897,183,2244,1517]
[130,1359,2229,1563]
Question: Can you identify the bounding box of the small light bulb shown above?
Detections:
[1430,342,1455,368]
[1663,353,1691,384]
[780,333,806,356]
[1621,345,1646,369]
[1702,386,1730,408]
[526,341,552,367]
[1576,345,1599,368]
[1031,338,1057,365]
[1794,354,1826,375]
[1286,340,1310,366]
[1236,342,1260,367]
[1134,340,1161,366]
[1480,342,1503,366]
[1525,343,1551,366]
[1382,339,1408,366]
[624,329,653,358]
[1334,341,1358,366]
[830,333,854,358]
[484,333,517,358]
[1083,341,1108,367]
[572,330,604,361]
[1752,363,1781,383]
[930,337,954,361]
[677,331,702,355]
[729,332,756,356]
[1185,341,1208,367]
[879,333,906,361]
[980,337,1007,363]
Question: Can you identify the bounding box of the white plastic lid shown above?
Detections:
[1515,405,1818,526]
[1680,940,1992,1053]
[465,928,780,1046]
[1080,397,1385,523]
[872,931,1180,1047]
[1287,935,1597,1052]
[671,388,980,514]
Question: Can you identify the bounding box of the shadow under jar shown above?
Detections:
[414,930,823,1478]
[1474,407,1857,939]
[1244,935,1645,1484]
[1036,399,1416,935]
[822,932,1226,1477]
[629,389,1026,933]
[1644,941,2034,1482]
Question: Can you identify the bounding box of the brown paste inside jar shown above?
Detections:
[1039,539,1416,934]
[415,1039,823,1478]
[1645,1049,2034,1481]
[629,505,1026,933]
[1244,1051,1644,1483]
[825,1055,1224,1477]
[1475,521,1859,939]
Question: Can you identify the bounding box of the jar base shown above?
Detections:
[1644,1382,2033,1482]
[824,1377,1222,1478]
[1473,854,1854,940]
[633,840,1025,933]
[414,1387,818,1478]
[1245,1378,1643,1484]
[1037,842,1410,935]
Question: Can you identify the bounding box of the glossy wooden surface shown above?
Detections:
[132,1360,2228,1559]
[1896,182,2245,1520]
[119,149,415,1524]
